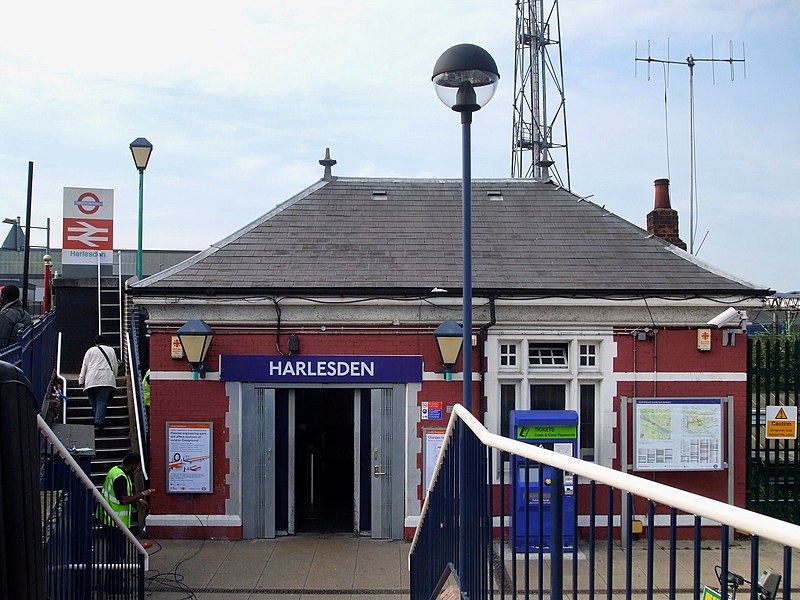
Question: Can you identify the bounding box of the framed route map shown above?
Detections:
[633,398,723,471]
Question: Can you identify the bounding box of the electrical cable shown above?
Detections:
[144,514,207,599]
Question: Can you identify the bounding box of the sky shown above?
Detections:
[1,1,798,291]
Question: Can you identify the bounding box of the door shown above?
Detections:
[370,386,405,539]
[294,388,354,533]
[242,387,276,538]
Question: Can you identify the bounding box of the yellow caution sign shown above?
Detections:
[766,405,797,439]
[703,587,722,600]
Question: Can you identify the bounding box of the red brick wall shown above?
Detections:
[149,379,230,515]
[147,322,748,533]
[613,327,747,506]
[148,325,470,519]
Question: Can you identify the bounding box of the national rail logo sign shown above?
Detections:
[62,187,114,264]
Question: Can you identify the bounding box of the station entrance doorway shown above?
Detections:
[241,385,405,539]
[295,388,354,533]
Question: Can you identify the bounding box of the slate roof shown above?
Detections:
[132,177,770,298]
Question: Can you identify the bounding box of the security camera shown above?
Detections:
[707,307,747,329]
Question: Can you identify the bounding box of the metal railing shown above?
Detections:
[55,331,69,424]
[0,309,57,406]
[39,413,148,599]
[748,335,800,523]
[410,404,800,600]
[126,314,149,481]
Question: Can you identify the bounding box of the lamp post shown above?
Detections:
[432,44,499,412]
[130,137,153,280]
[5,216,51,253]
[5,212,51,312]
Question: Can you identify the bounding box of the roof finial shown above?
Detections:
[319,148,337,181]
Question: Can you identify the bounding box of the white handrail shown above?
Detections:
[37,414,149,570]
[126,332,149,481]
[118,251,123,355]
[55,331,68,425]
[410,404,800,556]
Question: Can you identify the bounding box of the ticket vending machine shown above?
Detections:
[510,410,577,552]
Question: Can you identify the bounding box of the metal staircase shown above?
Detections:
[63,376,132,487]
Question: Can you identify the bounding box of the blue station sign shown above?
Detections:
[219,354,423,384]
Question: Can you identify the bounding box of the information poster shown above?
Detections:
[423,428,447,492]
[167,422,213,493]
[633,398,723,471]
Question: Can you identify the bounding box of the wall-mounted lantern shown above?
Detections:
[434,320,464,382]
[176,319,214,379]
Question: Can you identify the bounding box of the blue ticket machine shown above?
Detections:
[510,410,577,552]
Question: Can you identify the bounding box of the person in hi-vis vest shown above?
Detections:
[97,451,154,527]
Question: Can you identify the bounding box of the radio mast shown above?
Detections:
[511,0,570,188]
[636,39,745,255]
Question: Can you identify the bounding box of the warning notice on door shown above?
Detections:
[167,422,213,493]
[766,405,797,439]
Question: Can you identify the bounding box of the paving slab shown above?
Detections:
[143,534,800,599]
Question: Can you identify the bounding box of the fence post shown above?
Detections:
[551,468,564,600]
[0,361,45,600]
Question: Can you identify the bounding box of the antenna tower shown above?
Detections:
[636,39,745,255]
[511,0,570,188]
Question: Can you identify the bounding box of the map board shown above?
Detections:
[633,398,723,471]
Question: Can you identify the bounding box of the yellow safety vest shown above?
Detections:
[143,369,151,407]
[97,465,133,527]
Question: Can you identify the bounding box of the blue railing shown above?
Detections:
[0,310,57,406]
[410,404,800,600]
[39,414,149,599]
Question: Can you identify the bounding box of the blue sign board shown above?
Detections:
[219,354,423,384]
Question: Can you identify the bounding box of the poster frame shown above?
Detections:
[166,421,214,493]
[423,427,448,493]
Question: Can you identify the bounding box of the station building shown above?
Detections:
[130,167,769,540]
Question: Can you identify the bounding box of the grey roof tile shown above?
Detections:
[133,177,769,297]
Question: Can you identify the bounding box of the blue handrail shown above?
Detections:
[410,404,800,600]
[0,310,57,408]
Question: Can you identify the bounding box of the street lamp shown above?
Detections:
[4,216,50,253]
[433,320,464,382]
[176,319,214,380]
[432,44,499,412]
[130,137,153,280]
[2,217,22,251]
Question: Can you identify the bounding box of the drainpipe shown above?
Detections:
[478,296,497,418]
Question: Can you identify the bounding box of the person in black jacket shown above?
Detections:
[0,285,32,350]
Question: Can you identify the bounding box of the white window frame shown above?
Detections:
[485,331,614,481]
[528,342,569,369]
[499,342,520,371]
[579,343,598,369]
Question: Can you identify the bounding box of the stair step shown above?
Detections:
[61,375,136,490]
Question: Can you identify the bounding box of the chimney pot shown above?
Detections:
[646,177,686,250]
[654,178,671,209]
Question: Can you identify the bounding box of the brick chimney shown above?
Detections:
[647,178,686,250]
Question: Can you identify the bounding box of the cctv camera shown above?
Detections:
[707,307,747,329]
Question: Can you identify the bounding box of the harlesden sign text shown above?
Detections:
[219,354,423,384]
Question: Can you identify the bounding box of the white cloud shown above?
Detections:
[1,0,799,290]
